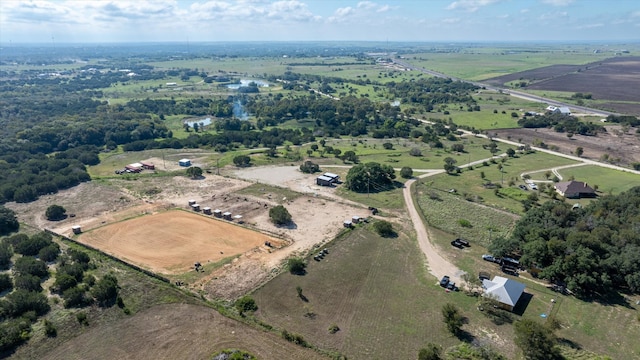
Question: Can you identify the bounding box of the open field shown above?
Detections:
[556,165,640,195]
[252,226,521,359]
[77,210,280,274]
[40,303,328,360]
[408,46,613,81]
[494,125,640,168]
[486,56,640,116]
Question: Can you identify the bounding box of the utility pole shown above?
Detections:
[217,158,220,175]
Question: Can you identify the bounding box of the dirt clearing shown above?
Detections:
[78,210,281,274]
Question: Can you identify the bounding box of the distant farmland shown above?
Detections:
[485,56,640,115]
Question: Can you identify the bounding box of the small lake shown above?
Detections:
[184,117,212,127]
[226,79,270,89]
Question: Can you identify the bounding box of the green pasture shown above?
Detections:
[252,226,513,359]
[556,165,640,195]
[423,151,578,214]
[415,185,517,247]
[407,48,612,81]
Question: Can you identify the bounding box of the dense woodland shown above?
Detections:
[491,186,640,296]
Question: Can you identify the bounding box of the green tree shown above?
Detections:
[0,273,13,293]
[233,155,251,167]
[54,273,78,293]
[418,343,442,360]
[269,205,292,225]
[575,146,584,157]
[342,150,358,163]
[373,220,395,237]
[287,258,306,275]
[442,303,464,336]
[0,241,13,270]
[451,143,464,153]
[345,162,396,193]
[45,204,67,221]
[92,273,119,306]
[300,161,320,174]
[443,157,457,174]
[506,148,516,157]
[400,167,413,179]
[38,243,60,262]
[514,319,561,360]
[14,256,48,278]
[0,206,19,236]
[382,142,394,150]
[185,166,203,179]
[14,274,43,292]
[235,295,258,315]
[63,286,90,308]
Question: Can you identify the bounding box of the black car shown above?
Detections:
[451,239,464,248]
[446,281,457,291]
[440,275,450,287]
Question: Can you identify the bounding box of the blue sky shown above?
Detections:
[1,0,638,43]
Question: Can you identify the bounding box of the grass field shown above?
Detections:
[415,187,518,247]
[556,165,640,195]
[423,151,578,214]
[407,48,612,81]
[252,226,509,359]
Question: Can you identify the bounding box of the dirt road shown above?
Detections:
[403,170,465,286]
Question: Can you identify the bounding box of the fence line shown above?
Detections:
[44,229,170,284]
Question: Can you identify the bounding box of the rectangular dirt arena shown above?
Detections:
[78,210,280,274]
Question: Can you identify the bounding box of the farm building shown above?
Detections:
[316,175,335,186]
[482,276,526,312]
[223,212,232,220]
[213,209,222,218]
[352,216,361,224]
[140,161,155,170]
[179,159,191,167]
[555,181,596,199]
[324,172,340,182]
[191,203,200,211]
[546,106,571,115]
[71,225,82,234]
[203,207,212,215]
[125,163,142,173]
[343,220,353,228]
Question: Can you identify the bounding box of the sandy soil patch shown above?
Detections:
[77,210,281,274]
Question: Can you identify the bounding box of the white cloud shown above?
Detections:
[442,17,461,23]
[357,1,376,10]
[520,8,530,13]
[577,23,604,29]
[540,0,575,6]
[377,5,391,13]
[446,0,501,12]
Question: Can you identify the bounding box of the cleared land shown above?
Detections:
[78,210,280,274]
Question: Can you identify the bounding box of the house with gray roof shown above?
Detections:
[482,276,526,312]
[555,181,596,199]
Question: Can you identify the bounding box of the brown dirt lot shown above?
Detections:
[40,303,328,360]
[77,210,282,274]
[493,125,640,166]
[7,167,366,300]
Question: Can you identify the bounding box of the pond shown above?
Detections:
[226,79,270,89]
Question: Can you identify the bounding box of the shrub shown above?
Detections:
[269,205,292,225]
[409,148,422,156]
[45,205,67,221]
[299,160,320,174]
[63,287,89,308]
[44,319,57,337]
[400,166,413,179]
[373,220,394,237]
[38,243,60,262]
[92,273,119,306]
[14,274,43,292]
[235,295,258,315]
[458,219,472,228]
[0,206,19,236]
[0,241,13,269]
[382,142,393,150]
[328,324,340,334]
[76,312,88,325]
[14,256,48,278]
[287,258,306,275]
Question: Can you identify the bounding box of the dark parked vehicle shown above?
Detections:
[482,254,497,262]
[446,282,457,291]
[440,275,450,287]
[501,265,518,276]
[479,271,490,281]
[501,257,520,268]
[451,239,464,248]
[456,238,470,247]
[518,184,528,190]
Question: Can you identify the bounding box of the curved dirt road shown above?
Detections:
[403,170,465,286]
